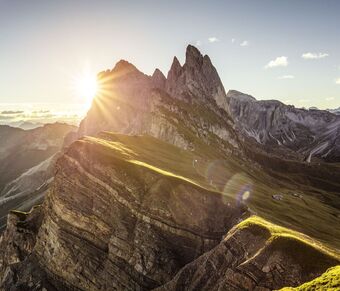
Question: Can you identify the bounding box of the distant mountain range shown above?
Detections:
[328,107,340,115]
[0,45,339,290]
[0,123,76,230]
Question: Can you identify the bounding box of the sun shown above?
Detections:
[73,71,98,107]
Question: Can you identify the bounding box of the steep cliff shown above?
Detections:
[0,134,248,290]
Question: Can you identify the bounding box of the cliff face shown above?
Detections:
[0,134,248,290]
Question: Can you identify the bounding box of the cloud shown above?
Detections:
[0,115,16,120]
[208,37,219,43]
[1,110,24,114]
[302,52,329,59]
[336,78,340,84]
[240,40,249,47]
[196,40,202,46]
[325,97,335,101]
[231,38,236,44]
[32,110,50,114]
[265,56,288,69]
[278,75,294,79]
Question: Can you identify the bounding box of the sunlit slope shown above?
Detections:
[279,265,340,290]
[81,132,340,250]
[157,216,339,290]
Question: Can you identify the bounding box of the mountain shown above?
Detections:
[328,107,340,115]
[0,123,76,229]
[0,45,339,290]
[227,90,340,162]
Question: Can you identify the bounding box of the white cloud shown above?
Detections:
[196,40,202,46]
[208,37,219,43]
[231,38,236,44]
[336,78,340,84]
[302,52,329,59]
[278,75,294,79]
[325,97,335,101]
[240,40,249,47]
[265,56,288,69]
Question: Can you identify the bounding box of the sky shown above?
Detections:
[1,0,340,111]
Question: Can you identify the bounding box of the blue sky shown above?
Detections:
[1,0,340,109]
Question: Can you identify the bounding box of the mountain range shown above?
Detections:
[0,45,339,290]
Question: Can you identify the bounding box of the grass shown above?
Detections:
[279,265,340,290]
[77,132,340,252]
[235,216,340,261]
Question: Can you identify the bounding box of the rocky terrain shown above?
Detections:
[0,45,339,290]
[0,123,76,230]
[226,90,340,163]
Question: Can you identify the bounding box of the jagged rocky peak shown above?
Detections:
[151,68,166,89]
[185,44,204,68]
[166,45,228,109]
[166,56,182,88]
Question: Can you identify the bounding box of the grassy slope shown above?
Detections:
[279,266,340,290]
[81,132,340,252]
[236,216,340,262]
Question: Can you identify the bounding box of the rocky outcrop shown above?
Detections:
[166,45,227,110]
[0,206,44,288]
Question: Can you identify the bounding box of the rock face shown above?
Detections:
[0,135,248,290]
[166,45,227,109]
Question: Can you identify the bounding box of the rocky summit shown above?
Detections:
[0,45,339,290]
